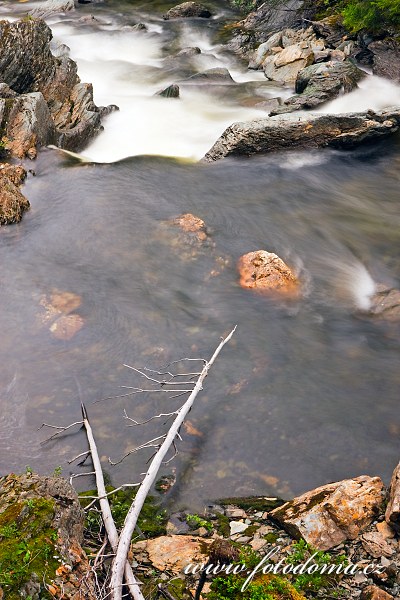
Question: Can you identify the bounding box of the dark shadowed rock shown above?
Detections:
[0,164,29,226]
[271,60,366,114]
[203,108,400,162]
[0,18,110,157]
[369,39,400,82]
[156,84,180,98]
[269,476,385,550]
[176,46,201,57]
[0,83,17,98]
[163,2,212,20]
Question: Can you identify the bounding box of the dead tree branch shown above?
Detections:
[109,326,237,600]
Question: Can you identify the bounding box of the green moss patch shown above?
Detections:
[0,498,58,599]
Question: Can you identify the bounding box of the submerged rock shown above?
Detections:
[237,250,298,296]
[163,2,212,20]
[182,67,234,84]
[368,284,400,321]
[155,83,180,98]
[271,60,366,114]
[385,461,400,533]
[170,212,209,243]
[0,164,29,226]
[38,289,84,340]
[203,109,400,162]
[0,473,95,599]
[269,475,385,550]
[0,18,109,157]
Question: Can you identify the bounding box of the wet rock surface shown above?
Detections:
[203,109,400,162]
[163,2,212,20]
[368,285,400,322]
[0,18,110,158]
[0,164,29,226]
[237,250,299,296]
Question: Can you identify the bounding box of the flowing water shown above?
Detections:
[1,0,400,508]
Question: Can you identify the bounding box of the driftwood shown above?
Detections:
[40,327,237,600]
[109,327,237,600]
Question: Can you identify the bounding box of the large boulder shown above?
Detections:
[0,18,109,157]
[237,250,299,296]
[269,476,385,550]
[263,45,314,84]
[385,461,400,533]
[271,60,366,114]
[203,108,400,162]
[163,2,212,20]
[0,472,96,599]
[0,164,29,226]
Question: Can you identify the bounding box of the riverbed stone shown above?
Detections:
[156,84,180,98]
[183,67,234,84]
[361,532,394,558]
[269,475,385,550]
[368,285,400,322]
[163,2,212,20]
[369,39,400,82]
[203,108,400,162]
[237,250,299,296]
[385,461,400,533]
[0,165,29,226]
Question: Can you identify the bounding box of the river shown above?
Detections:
[1,0,400,509]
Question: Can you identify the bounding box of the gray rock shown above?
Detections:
[369,39,400,82]
[163,2,212,20]
[29,0,75,18]
[182,67,234,84]
[203,108,400,162]
[0,82,17,98]
[271,60,366,114]
[155,83,180,98]
[248,31,283,69]
[0,18,105,156]
[176,47,201,57]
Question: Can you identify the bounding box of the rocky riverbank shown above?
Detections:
[1,463,400,600]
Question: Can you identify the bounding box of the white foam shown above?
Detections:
[317,74,400,114]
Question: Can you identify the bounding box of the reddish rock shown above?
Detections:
[170,213,209,243]
[361,585,394,600]
[238,250,299,296]
[385,461,400,533]
[131,535,212,573]
[0,165,29,225]
[361,532,394,558]
[49,314,84,341]
[269,476,385,550]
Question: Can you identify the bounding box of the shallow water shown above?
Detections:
[1,0,400,509]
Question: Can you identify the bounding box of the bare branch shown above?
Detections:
[123,409,178,427]
[68,450,91,464]
[38,420,83,444]
[109,327,237,600]
[81,403,145,600]
[109,435,166,466]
